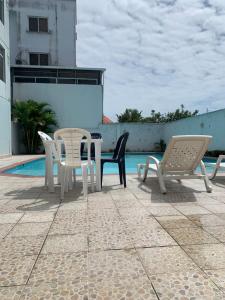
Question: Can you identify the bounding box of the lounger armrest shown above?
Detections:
[217,155,225,163]
[146,156,160,168]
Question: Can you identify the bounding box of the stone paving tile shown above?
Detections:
[88,210,120,228]
[156,215,197,229]
[206,269,225,292]
[150,270,222,300]
[0,286,24,300]
[50,220,88,236]
[138,246,197,275]
[204,226,225,243]
[122,214,162,227]
[188,214,225,227]
[183,243,225,270]
[88,276,158,300]
[113,198,143,209]
[0,223,14,238]
[59,200,87,211]
[0,235,45,256]
[217,213,225,221]
[167,227,219,245]
[202,204,225,214]
[42,234,88,254]
[147,205,182,216]
[0,213,23,224]
[19,212,55,223]
[88,249,146,281]
[8,222,51,237]
[175,204,211,215]
[21,280,88,300]
[127,226,177,248]
[88,223,133,251]
[0,255,37,287]
[0,200,38,214]
[28,252,88,285]
[88,198,116,210]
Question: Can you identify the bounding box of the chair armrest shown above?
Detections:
[146,156,160,168]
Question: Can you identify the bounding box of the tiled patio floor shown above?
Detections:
[1,159,225,298]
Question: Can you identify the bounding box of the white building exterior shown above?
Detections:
[9,0,77,67]
[0,0,11,157]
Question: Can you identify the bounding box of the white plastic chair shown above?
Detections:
[38,131,61,191]
[54,128,95,199]
[209,155,225,180]
[137,135,212,194]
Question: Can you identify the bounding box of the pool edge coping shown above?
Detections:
[0,154,224,178]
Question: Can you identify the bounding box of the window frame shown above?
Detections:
[28,16,48,33]
[0,0,4,25]
[29,53,49,66]
[0,44,5,82]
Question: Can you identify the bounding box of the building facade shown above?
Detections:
[0,0,11,156]
[9,0,77,67]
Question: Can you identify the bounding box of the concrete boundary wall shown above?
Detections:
[89,123,164,152]
[163,109,225,151]
[11,108,225,154]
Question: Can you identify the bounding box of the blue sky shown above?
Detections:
[77,0,225,120]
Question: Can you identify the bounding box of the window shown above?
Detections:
[0,0,4,25]
[29,17,48,32]
[30,53,49,66]
[0,44,5,82]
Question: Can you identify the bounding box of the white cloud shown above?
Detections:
[77,0,225,120]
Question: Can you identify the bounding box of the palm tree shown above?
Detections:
[12,100,57,154]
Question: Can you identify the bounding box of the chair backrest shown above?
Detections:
[54,128,91,166]
[80,132,102,158]
[113,132,129,160]
[38,131,59,160]
[161,135,212,173]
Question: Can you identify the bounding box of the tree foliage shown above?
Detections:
[12,100,57,154]
[117,109,143,122]
[117,105,198,123]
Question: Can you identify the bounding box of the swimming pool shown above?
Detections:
[3,153,218,177]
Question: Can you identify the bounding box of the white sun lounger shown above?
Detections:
[208,155,225,180]
[137,135,212,194]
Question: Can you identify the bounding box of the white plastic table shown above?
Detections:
[45,138,103,193]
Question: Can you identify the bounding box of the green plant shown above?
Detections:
[155,139,166,152]
[12,100,57,154]
[117,109,143,122]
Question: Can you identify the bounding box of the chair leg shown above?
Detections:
[200,161,212,193]
[118,162,123,185]
[157,168,167,194]
[82,165,88,199]
[101,162,104,187]
[73,169,76,185]
[65,169,70,193]
[60,167,66,200]
[122,160,126,188]
[57,162,61,185]
[90,163,95,192]
[143,165,149,182]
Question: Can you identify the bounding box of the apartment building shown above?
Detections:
[0,0,11,156]
[9,0,77,67]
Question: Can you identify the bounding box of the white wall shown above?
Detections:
[88,123,164,152]
[0,0,11,156]
[9,0,77,66]
[13,82,103,128]
[163,109,225,151]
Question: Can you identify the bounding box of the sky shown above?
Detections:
[77,0,225,120]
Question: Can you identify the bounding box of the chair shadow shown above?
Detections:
[132,175,208,205]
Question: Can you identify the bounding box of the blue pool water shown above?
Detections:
[4,153,218,177]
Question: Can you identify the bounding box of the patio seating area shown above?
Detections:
[1,156,225,299]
